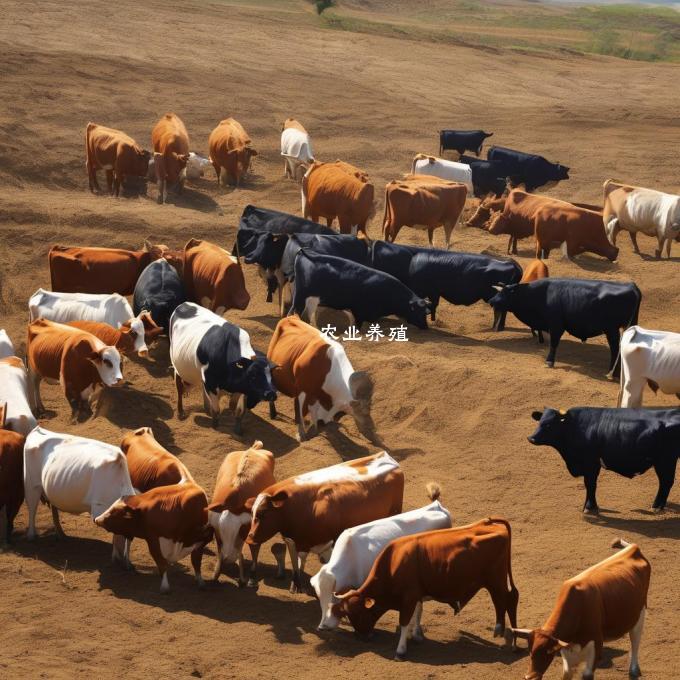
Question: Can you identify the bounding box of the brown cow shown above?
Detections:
[333,518,519,661]
[246,452,403,592]
[302,161,375,235]
[520,259,549,283]
[0,404,25,543]
[27,319,124,422]
[208,118,257,187]
[512,539,650,680]
[182,238,250,314]
[66,318,162,357]
[208,440,276,586]
[151,113,190,204]
[382,174,467,248]
[85,122,151,196]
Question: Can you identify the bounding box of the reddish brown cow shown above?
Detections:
[66,318,162,357]
[302,161,375,235]
[182,238,250,313]
[208,118,257,187]
[520,259,549,283]
[85,122,151,196]
[0,404,25,543]
[151,113,190,204]
[333,518,519,661]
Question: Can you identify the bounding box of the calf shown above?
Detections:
[0,406,25,543]
[209,117,257,186]
[439,129,493,156]
[410,154,474,192]
[0,355,37,435]
[169,302,276,433]
[512,539,650,680]
[487,146,569,192]
[133,258,187,332]
[333,518,519,660]
[281,118,314,181]
[152,113,190,204]
[529,406,680,513]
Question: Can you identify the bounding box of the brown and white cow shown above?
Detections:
[208,118,257,187]
[0,404,25,543]
[66,317,162,357]
[85,122,151,196]
[246,452,403,593]
[151,113,190,204]
[512,539,650,680]
[333,518,519,661]
[520,259,549,283]
[208,440,276,587]
[382,174,467,248]
[182,238,250,314]
[27,319,123,422]
[301,161,375,235]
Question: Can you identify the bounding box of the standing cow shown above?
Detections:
[487,146,569,192]
[209,118,257,187]
[133,258,187,332]
[152,113,190,204]
[0,406,25,543]
[439,129,493,157]
[281,118,314,181]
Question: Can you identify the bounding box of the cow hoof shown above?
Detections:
[652,506,665,514]
[583,506,599,516]
[393,653,406,662]
[246,577,259,589]
[629,664,641,678]
[237,579,247,589]
[493,623,504,638]
[412,632,425,644]
[545,361,554,368]
[289,582,301,594]
[177,411,187,421]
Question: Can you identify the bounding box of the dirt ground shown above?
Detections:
[1,1,679,678]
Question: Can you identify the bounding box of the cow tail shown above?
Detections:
[234,231,242,269]
[381,191,390,239]
[629,284,642,328]
[425,482,441,502]
[611,285,641,382]
[490,518,517,595]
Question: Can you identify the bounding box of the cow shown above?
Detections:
[281,118,314,181]
[311,483,451,631]
[512,539,650,680]
[290,249,430,330]
[27,319,124,421]
[66,318,159,357]
[382,175,468,248]
[208,440,276,587]
[459,155,510,198]
[182,238,250,314]
[185,152,212,180]
[169,302,276,433]
[94,481,212,593]
[0,405,25,543]
[439,129,493,157]
[246,452,404,593]
[267,316,381,443]
[603,179,680,259]
[529,406,680,513]
[208,117,257,187]
[0,330,13,359]
[0,356,37,435]
[48,241,169,295]
[85,122,151,196]
[238,204,335,236]
[132,258,187,332]
[487,146,569,192]
[332,518,519,661]
[301,160,375,235]
[151,113,190,204]
[520,259,549,283]
[489,278,640,376]
[410,154,474,192]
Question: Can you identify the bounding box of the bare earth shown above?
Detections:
[1,1,679,678]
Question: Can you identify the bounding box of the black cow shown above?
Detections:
[459,155,510,198]
[133,259,186,332]
[371,240,424,284]
[529,406,680,513]
[486,146,569,192]
[291,249,430,330]
[439,129,493,157]
[488,278,641,376]
[281,234,370,281]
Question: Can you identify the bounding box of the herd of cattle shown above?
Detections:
[2,115,678,678]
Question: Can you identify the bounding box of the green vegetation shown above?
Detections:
[314,0,334,14]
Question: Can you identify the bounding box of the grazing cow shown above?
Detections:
[0,356,37,435]
[439,129,493,156]
[333,518,519,661]
[169,302,276,433]
[95,481,212,593]
[182,238,250,314]
[529,406,680,513]
[246,452,404,592]
[291,250,430,330]
[0,330,13,359]
[311,483,452,631]
[383,175,468,248]
[267,316,381,443]
[603,179,680,259]
[512,539,650,680]
[0,406,25,542]
[520,259,549,283]
[410,154,474,192]
[66,318,160,357]
[208,117,257,186]
[208,440,276,586]
[487,146,569,192]
[49,241,168,295]
[133,259,187,332]
[27,319,123,421]
[459,155,510,198]
[281,118,314,181]
[489,278,640,376]
[85,122,151,196]
[302,161,375,235]
[151,113,190,204]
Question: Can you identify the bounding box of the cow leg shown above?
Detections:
[229,393,247,435]
[545,329,564,368]
[303,296,320,328]
[89,384,105,419]
[651,457,677,512]
[429,295,440,322]
[146,535,170,593]
[655,234,664,260]
[427,228,434,247]
[247,543,261,587]
[269,400,278,420]
[190,543,206,589]
[105,169,114,195]
[411,601,425,642]
[175,372,186,419]
[394,598,419,660]
[605,329,621,379]
[0,505,7,544]
[212,533,223,581]
[28,368,45,416]
[492,306,507,332]
[51,506,66,538]
[666,237,673,259]
[628,607,645,678]
[25,482,41,540]
[113,171,122,197]
[580,640,597,680]
[583,466,600,515]
[271,542,286,580]
[284,538,303,593]
[87,163,100,193]
[111,534,127,566]
[204,389,221,428]
[157,177,166,204]
[294,396,308,442]
[444,222,454,250]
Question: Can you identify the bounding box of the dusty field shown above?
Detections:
[1,1,679,678]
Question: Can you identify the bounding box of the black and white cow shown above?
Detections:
[528,406,680,513]
[133,259,187,332]
[486,146,569,193]
[169,302,276,433]
[439,129,493,157]
[458,155,510,198]
[291,250,430,330]
[489,278,641,376]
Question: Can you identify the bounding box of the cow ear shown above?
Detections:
[531,410,543,421]
[244,497,256,511]
[364,597,376,609]
[271,491,288,508]
[558,408,568,419]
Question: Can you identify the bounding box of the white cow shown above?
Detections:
[618,325,680,407]
[0,329,14,359]
[185,152,212,180]
[0,355,37,435]
[411,153,474,193]
[28,288,149,355]
[603,179,680,259]
[309,485,452,631]
[281,127,314,181]
[24,427,136,559]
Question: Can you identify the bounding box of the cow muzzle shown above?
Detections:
[527,436,536,444]
[137,348,149,358]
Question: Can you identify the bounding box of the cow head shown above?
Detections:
[240,147,258,176]
[208,502,252,564]
[245,233,288,270]
[245,491,286,545]
[331,590,381,638]
[115,322,140,356]
[528,408,583,477]
[94,496,140,538]
[142,239,170,261]
[225,355,277,406]
[488,210,510,235]
[406,298,429,330]
[511,628,568,680]
[554,164,570,181]
[348,371,382,446]
[488,282,521,312]
[88,346,123,386]
[121,316,149,357]
[133,149,152,178]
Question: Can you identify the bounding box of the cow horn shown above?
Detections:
[332,590,351,601]
[558,408,567,416]
[510,628,532,640]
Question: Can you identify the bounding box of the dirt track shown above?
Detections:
[1,1,679,678]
